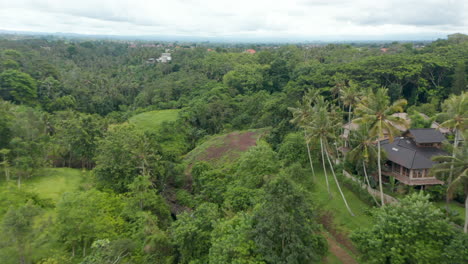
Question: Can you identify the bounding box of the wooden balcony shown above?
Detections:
[382,171,444,186]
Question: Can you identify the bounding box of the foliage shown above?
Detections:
[209,213,264,264]
[0,69,37,105]
[55,189,126,256]
[170,203,220,264]
[251,176,327,264]
[351,193,464,264]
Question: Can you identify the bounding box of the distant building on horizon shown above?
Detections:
[157,52,172,63]
[245,49,256,54]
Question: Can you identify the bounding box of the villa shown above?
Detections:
[380,128,447,186]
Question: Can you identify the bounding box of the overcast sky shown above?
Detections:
[0,0,467,40]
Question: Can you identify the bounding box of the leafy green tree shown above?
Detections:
[222,186,261,212]
[251,176,327,264]
[126,174,171,228]
[452,61,467,95]
[223,64,269,94]
[0,202,40,264]
[277,132,309,167]
[80,239,135,264]
[55,190,126,257]
[0,70,37,105]
[171,203,220,264]
[431,139,468,232]
[235,143,280,189]
[354,87,408,206]
[130,212,173,263]
[94,124,162,192]
[351,193,463,264]
[209,213,264,264]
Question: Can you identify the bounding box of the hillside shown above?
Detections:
[129,109,180,131]
[184,129,266,169]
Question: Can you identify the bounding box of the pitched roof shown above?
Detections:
[408,128,446,144]
[381,137,447,169]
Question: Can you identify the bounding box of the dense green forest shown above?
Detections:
[0,33,467,264]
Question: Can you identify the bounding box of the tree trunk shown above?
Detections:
[304,130,316,179]
[346,105,352,148]
[320,137,331,196]
[363,161,379,206]
[18,175,21,189]
[465,193,467,233]
[83,240,86,257]
[446,129,459,209]
[377,140,385,206]
[324,143,354,216]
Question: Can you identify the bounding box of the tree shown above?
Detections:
[171,203,220,264]
[354,88,408,206]
[209,213,263,264]
[0,150,11,186]
[452,61,466,95]
[346,126,379,205]
[126,174,171,228]
[0,70,37,105]
[431,139,468,232]
[1,202,40,264]
[351,193,463,264]
[308,96,355,215]
[55,190,126,257]
[94,124,162,193]
[289,89,319,179]
[235,143,280,189]
[339,81,361,147]
[251,176,327,264]
[439,92,467,185]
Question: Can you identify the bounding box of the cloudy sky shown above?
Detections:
[0,0,467,40]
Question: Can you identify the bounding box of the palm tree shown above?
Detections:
[438,92,467,185]
[354,88,408,206]
[288,90,318,178]
[289,89,320,180]
[346,126,380,205]
[340,81,362,147]
[431,139,468,233]
[309,96,355,216]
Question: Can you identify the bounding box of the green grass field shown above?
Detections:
[23,168,87,202]
[129,109,180,131]
[309,168,373,231]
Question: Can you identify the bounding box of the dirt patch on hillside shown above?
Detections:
[200,131,258,161]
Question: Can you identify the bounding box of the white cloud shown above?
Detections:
[0,0,466,40]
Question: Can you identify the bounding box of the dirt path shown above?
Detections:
[325,234,358,264]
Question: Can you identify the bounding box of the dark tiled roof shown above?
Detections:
[409,128,446,144]
[381,137,447,169]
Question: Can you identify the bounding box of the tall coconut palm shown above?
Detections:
[309,96,355,216]
[340,81,362,148]
[289,89,320,180]
[431,139,468,233]
[354,87,408,206]
[346,126,379,205]
[438,92,467,185]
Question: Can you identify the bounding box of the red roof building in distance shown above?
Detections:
[207,48,214,52]
[380,48,389,53]
[245,49,256,54]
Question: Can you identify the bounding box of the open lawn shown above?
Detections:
[129,109,180,131]
[309,168,373,231]
[22,168,87,202]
